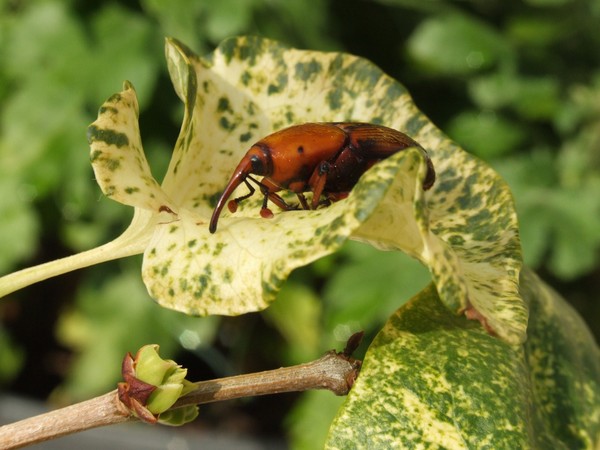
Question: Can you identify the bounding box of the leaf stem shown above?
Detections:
[0,209,153,299]
[0,351,361,449]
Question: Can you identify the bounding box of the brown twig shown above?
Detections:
[0,391,130,449]
[0,350,361,449]
[176,349,360,408]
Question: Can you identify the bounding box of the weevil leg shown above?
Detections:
[308,161,331,209]
[259,189,274,218]
[296,193,310,210]
[228,179,256,212]
[267,192,299,211]
[244,176,299,216]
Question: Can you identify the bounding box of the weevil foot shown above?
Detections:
[260,207,274,219]
[227,200,239,213]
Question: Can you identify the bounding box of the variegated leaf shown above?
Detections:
[88,82,173,211]
[89,36,525,343]
[326,267,600,448]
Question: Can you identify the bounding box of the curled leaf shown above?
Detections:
[88,82,173,212]
[88,36,525,343]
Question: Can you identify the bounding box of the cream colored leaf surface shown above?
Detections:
[86,36,525,343]
[326,267,600,448]
[88,81,173,212]
[141,37,524,343]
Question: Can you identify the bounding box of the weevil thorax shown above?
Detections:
[260,123,348,191]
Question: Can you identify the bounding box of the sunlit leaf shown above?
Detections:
[84,36,526,343]
[88,82,173,211]
[326,267,600,448]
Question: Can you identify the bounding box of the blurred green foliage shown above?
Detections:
[0,0,599,446]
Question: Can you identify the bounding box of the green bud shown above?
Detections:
[131,344,196,416]
[135,345,178,387]
[146,381,184,414]
[158,405,200,426]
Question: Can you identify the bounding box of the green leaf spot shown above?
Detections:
[294,59,323,82]
[87,124,129,148]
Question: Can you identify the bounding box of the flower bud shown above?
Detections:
[119,344,198,425]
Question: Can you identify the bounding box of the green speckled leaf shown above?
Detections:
[88,36,525,343]
[521,268,600,449]
[326,266,600,448]
[88,82,173,211]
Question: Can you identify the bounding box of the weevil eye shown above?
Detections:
[249,155,265,174]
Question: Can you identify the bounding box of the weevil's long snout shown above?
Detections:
[209,165,249,233]
[209,146,272,233]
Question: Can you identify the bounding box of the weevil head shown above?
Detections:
[244,144,273,177]
[209,145,273,233]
